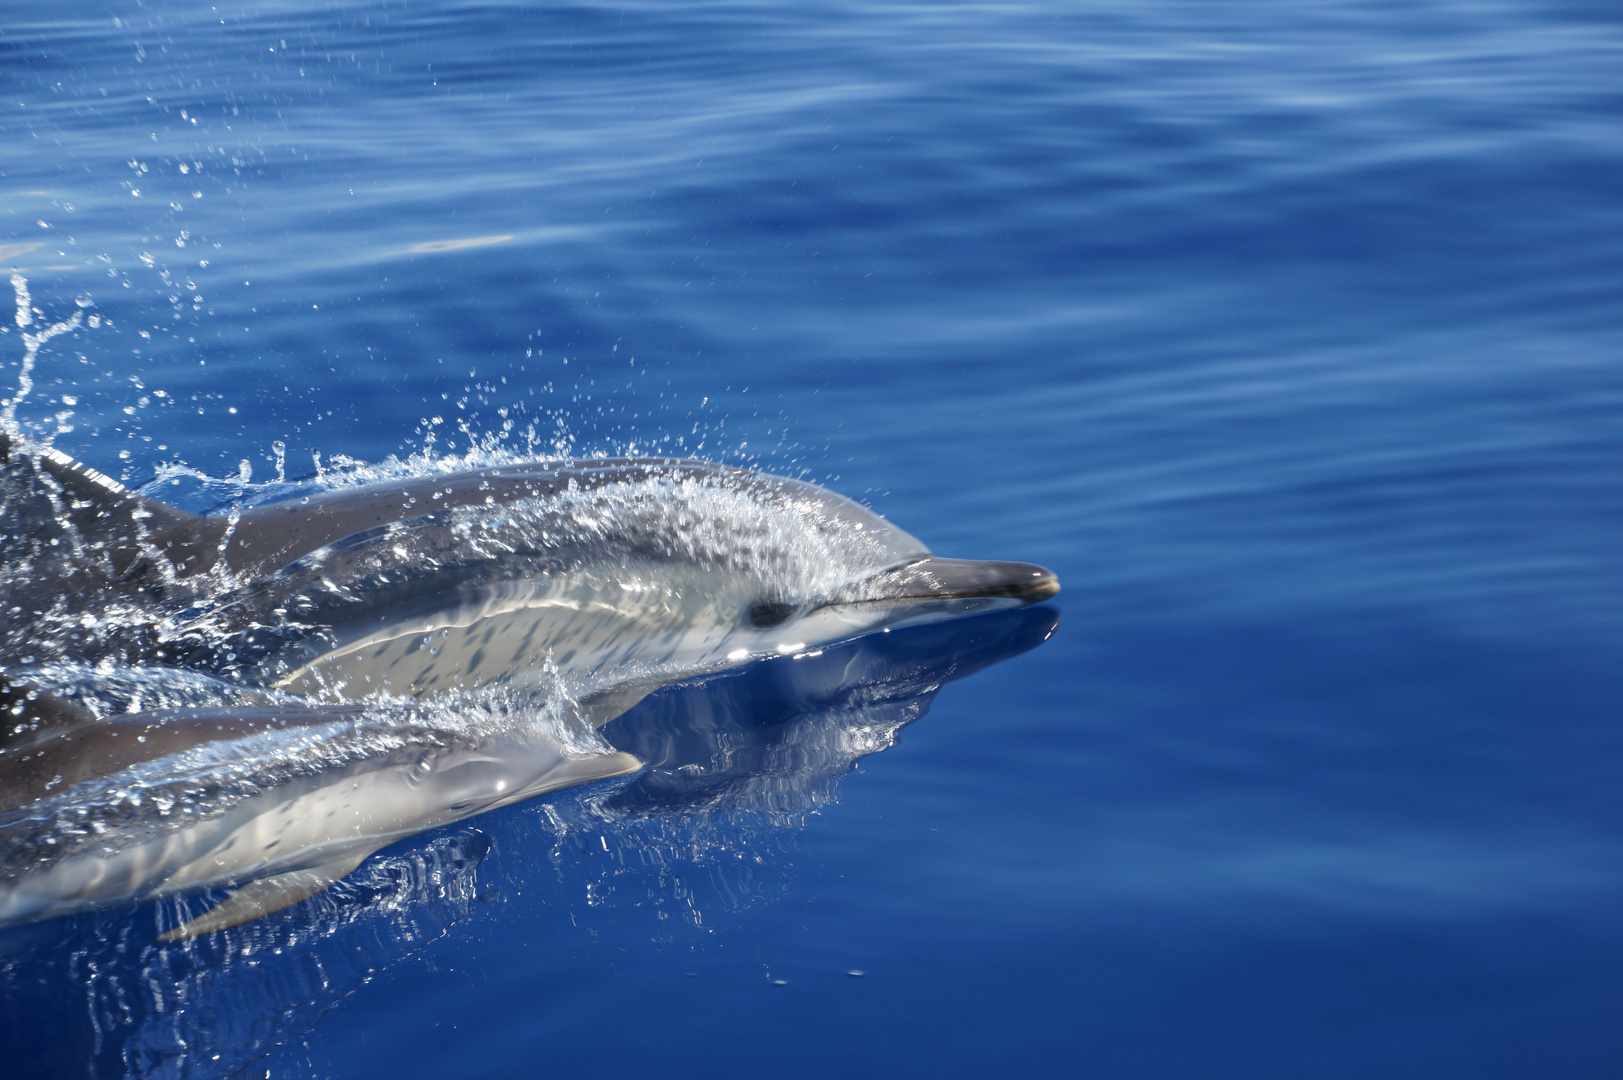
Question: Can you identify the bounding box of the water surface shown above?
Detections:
[2,1,1621,1076]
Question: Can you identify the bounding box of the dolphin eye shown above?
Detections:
[748,600,797,628]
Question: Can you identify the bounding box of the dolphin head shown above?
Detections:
[506,469,1061,677]
[395,735,642,823]
[638,470,1059,653]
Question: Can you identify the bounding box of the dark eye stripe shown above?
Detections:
[748,601,796,628]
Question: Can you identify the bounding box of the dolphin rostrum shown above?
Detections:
[0,428,1057,937]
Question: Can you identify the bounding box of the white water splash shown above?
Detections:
[2,274,89,428]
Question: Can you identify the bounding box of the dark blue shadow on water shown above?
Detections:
[0,607,1058,1080]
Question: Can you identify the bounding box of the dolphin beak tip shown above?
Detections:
[874,558,1060,606]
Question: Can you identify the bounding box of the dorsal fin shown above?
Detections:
[0,673,94,749]
[1,425,131,506]
[0,427,224,578]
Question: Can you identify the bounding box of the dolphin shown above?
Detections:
[0,687,640,939]
[0,428,1058,937]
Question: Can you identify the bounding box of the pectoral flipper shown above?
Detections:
[157,851,371,941]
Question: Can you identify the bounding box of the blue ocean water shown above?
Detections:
[3,0,1622,1076]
